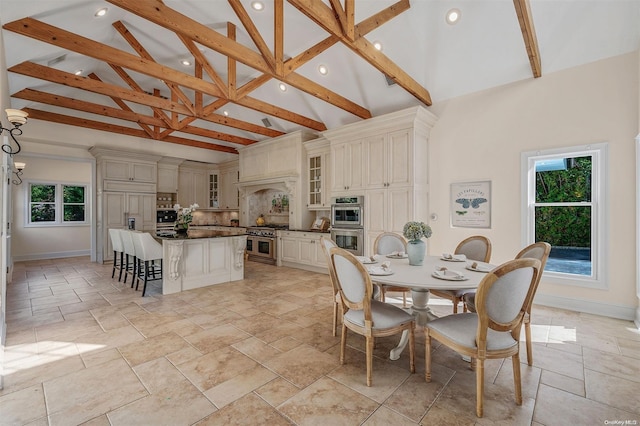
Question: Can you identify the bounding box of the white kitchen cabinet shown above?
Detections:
[157,162,180,193]
[103,158,156,183]
[365,129,412,189]
[304,138,330,210]
[102,192,155,261]
[208,172,219,208]
[218,161,239,210]
[178,163,209,209]
[277,230,328,272]
[324,106,437,256]
[330,140,364,195]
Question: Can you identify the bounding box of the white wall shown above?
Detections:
[428,51,639,319]
[11,154,92,260]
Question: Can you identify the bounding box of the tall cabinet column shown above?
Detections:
[91,148,160,263]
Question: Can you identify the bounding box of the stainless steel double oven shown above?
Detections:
[330,196,364,256]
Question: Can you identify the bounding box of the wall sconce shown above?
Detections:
[13,162,26,185]
[1,109,28,156]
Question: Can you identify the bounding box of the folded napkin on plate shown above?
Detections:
[356,255,381,263]
[433,267,465,279]
[442,253,467,261]
[367,261,391,274]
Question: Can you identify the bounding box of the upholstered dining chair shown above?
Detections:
[131,232,164,297]
[320,236,341,336]
[374,232,410,307]
[430,235,492,313]
[108,229,125,282]
[330,247,415,386]
[464,241,551,366]
[425,257,542,417]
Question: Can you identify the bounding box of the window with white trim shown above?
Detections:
[27,182,88,226]
[522,143,608,289]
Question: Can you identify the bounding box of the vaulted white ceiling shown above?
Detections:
[1,0,639,155]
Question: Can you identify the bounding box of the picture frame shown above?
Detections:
[450,180,491,228]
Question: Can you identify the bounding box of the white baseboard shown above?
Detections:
[13,250,91,262]
[535,292,637,323]
[635,306,640,329]
[279,261,328,275]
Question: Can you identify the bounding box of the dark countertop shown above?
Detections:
[156,229,247,240]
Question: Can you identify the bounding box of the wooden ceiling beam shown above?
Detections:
[112,20,196,112]
[23,108,239,153]
[2,17,225,99]
[283,35,339,76]
[329,0,349,40]
[227,22,237,99]
[228,0,276,73]
[178,34,228,96]
[354,0,409,38]
[12,88,165,127]
[274,0,284,77]
[236,97,327,131]
[513,0,542,78]
[9,62,192,115]
[106,0,370,119]
[288,0,432,106]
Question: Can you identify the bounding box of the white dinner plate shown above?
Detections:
[356,256,377,264]
[386,254,408,259]
[465,263,492,273]
[440,257,466,262]
[431,270,468,281]
[368,267,394,276]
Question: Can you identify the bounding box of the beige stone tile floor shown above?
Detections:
[1,256,639,425]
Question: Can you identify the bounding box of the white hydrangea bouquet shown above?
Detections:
[173,203,199,231]
[402,221,432,242]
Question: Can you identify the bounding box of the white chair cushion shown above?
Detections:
[344,300,413,330]
[426,313,518,351]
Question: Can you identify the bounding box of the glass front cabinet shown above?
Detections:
[304,137,330,210]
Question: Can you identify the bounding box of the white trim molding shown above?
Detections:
[635,134,640,328]
[535,292,637,322]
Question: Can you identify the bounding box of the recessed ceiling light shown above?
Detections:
[446,8,461,25]
[251,1,264,11]
[223,110,229,116]
[373,40,383,51]
[318,64,328,75]
[94,7,108,17]
[74,69,83,76]
[181,59,192,66]
[278,82,287,92]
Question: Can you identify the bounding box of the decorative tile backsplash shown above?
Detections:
[248,189,289,226]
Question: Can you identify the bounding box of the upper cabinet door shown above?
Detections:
[104,159,156,183]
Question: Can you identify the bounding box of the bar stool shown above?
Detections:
[131,232,163,297]
[120,230,137,286]
[108,229,125,281]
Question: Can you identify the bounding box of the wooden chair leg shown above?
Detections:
[381,286,386,302]
[476,358,485,417]
[142,260,149,297]
[339,324,347,365]
[525,316,533,366]
[512,353,523,406]
[118,252,124,282]
[408,325,415,373]
[366,335,373,387]
[453,298,458,314]
[111,251,117,279]
[402,291,407,308]
[424,332,432,382]
[332,299,338,337]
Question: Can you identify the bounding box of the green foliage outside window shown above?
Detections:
[29,183,86,224]
[534,157,591,248]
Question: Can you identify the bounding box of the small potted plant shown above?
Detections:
[403,221,432,265]
[173,203,199,235]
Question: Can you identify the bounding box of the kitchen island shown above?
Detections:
[156,229,247,295]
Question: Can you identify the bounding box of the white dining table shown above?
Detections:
[368,255,494,360]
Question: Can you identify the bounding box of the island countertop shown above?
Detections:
[156,229,247,239]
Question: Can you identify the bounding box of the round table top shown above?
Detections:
[366,255,494,291]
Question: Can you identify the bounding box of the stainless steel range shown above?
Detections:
[246,226,287,264]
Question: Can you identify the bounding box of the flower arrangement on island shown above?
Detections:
[173,203,199,231]
[403,221,432,242]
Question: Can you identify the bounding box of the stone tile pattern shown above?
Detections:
[1,257,639,425]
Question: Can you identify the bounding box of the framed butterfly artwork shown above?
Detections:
[450,180,491,228]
